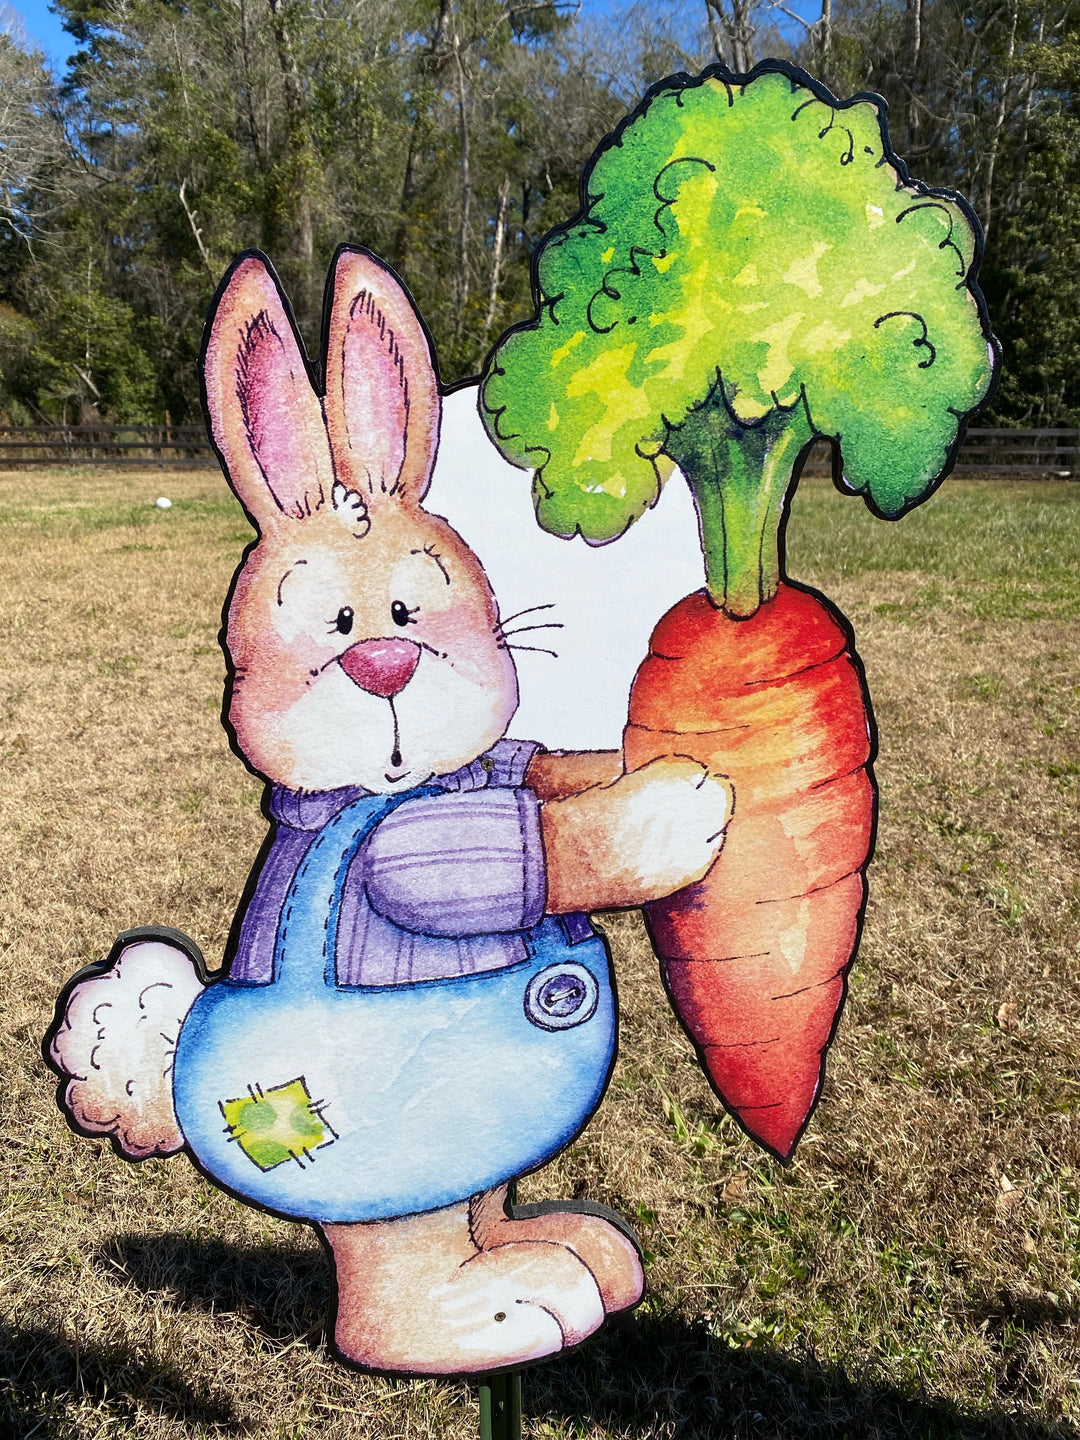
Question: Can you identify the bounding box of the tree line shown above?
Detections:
[0,0,1074,427]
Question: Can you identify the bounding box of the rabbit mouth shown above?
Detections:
[327,640,418,781]
[383,692,405,776]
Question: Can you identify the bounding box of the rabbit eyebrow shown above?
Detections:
[277,560,308,606]
[411,545,450,585]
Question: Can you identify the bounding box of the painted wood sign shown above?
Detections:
[480,59,998,1163]
[45,60,997,1382]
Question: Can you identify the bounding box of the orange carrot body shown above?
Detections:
[623,581,876,1162]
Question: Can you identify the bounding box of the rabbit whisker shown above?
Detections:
[493,602,556,631]
[496,621,564,639]
[500,642,559,658]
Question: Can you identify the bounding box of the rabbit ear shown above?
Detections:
[323,246,441,507]
[201,252,334,528]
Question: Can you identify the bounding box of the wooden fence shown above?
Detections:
[800,428,1079,479]
[950,428,1079,475]
[0,424,215,468]
[0,425,1076,476]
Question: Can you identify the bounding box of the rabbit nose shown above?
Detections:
[338,638,421,698]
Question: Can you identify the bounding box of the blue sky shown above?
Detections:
[6,0,814,75]
[6,0,72,69]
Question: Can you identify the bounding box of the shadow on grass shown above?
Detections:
[104,1230,329,1343]
[529,1312,1080,1440]
[4,1233,1060,1440]
[0,1318,239,1437]
[0,1234,325,1436]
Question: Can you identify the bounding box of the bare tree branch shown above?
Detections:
[484,175,511,333]
[178,180,216,277]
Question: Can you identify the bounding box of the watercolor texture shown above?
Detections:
[45,243,732,1377]
[45,57,998,1381]
[481,61,998,1163]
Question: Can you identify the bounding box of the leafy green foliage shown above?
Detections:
[482,66,995,543]
[983,109,1080,427]
[821,0,1080,429]
[0,0,622,423]
[0,0,1073,435]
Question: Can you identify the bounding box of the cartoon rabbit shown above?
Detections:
[47,247,732,1376]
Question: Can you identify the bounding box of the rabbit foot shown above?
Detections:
[469,1185,644,1315]
[322,1199,612,1375]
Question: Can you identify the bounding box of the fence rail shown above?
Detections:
[0,425,1077,476]
[950,428,1079,475]
[0,424,216,468]
[802,428,1079,478]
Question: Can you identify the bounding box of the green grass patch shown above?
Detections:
[0,492,243,539]
[0,471,1077,1438]
[786,478,1080,618]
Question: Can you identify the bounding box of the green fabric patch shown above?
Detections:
[220,1077,336,1171]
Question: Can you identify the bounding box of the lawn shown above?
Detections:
[0,468,1077,1439]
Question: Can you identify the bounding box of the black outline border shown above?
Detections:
[469,57,997,1164]
[476,56,1002,527]
[42,251,643,1377]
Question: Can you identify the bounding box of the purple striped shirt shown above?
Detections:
[228,739,546,987]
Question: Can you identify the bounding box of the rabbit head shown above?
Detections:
[202,247,519,794]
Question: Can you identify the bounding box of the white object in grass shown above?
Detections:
[155,496,172,509]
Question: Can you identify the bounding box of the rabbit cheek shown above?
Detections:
[267,672,396,792]
[226,642,324,786]
[455,621,519,738]
[422,601,515,689]
[394,642,518,780]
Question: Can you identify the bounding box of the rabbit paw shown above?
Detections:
[543,755,733,910]
[438,1241,605,1356]
[612,756,732,895]
[470,1186,644,1314]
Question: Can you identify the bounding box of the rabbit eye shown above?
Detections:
[391,600,417,627]
[334,607,354,635]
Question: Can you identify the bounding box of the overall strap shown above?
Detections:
[271,786,441,993]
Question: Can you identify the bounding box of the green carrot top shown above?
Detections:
[480,62,998,617]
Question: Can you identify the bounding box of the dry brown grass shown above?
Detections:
[0,468,1077,1439]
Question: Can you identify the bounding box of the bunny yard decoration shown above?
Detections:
[46,245,734,1379]
[44,59,996,1404]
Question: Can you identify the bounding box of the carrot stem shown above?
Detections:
[664,399,813,618]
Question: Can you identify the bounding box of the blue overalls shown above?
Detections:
[174,789,617,1222]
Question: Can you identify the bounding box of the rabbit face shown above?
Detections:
[203,246,518,794]
[226,498,518,792]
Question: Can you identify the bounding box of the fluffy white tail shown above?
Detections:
[49,936,205,1159]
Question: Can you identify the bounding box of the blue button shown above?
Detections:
[524,962,599,1031]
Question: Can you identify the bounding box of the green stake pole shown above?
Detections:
[479,1370,522,1440]
[478,1180,522,1440]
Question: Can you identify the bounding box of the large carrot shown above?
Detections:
[482,62,998,1160]
[623,582,874,1159]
